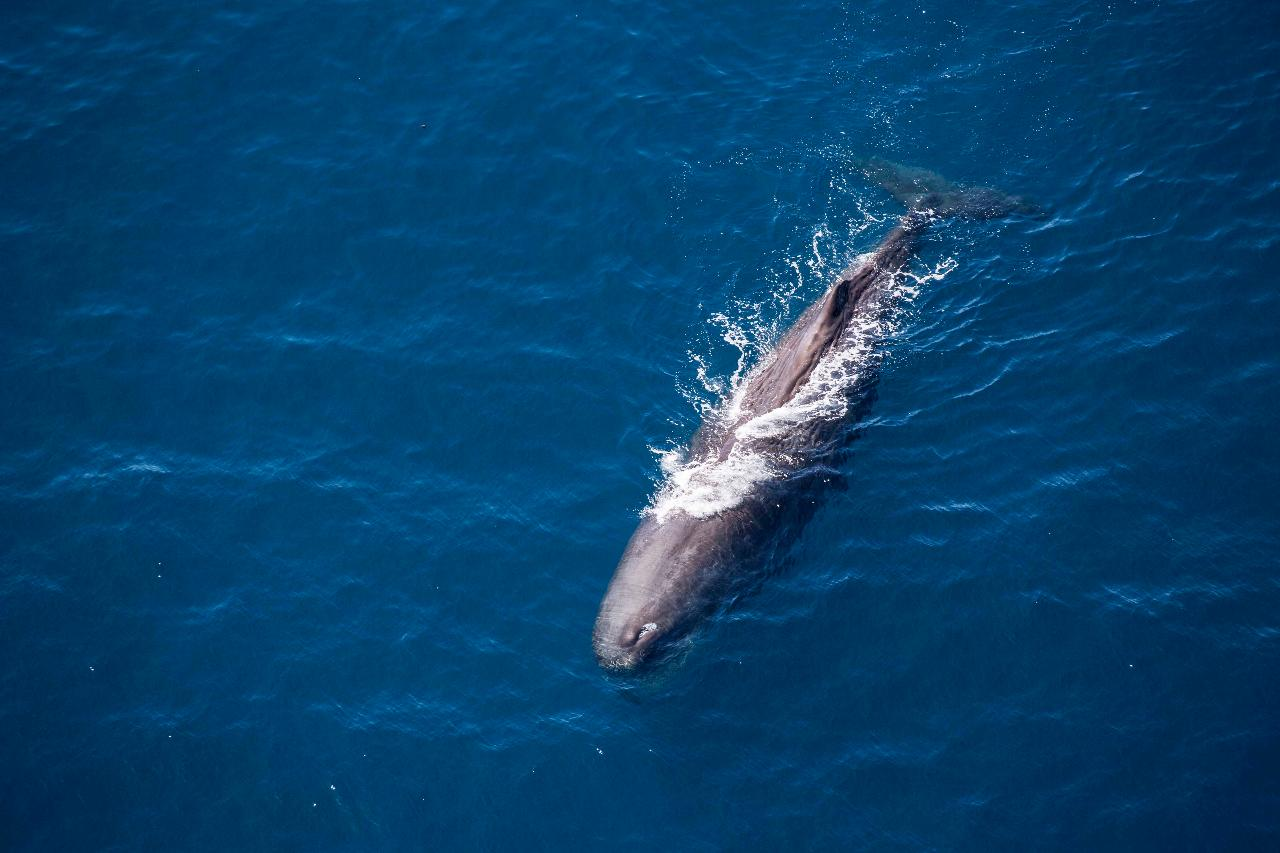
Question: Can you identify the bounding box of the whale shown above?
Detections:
[593,159,1037,671]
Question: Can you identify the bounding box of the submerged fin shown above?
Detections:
[857,157,1041,220]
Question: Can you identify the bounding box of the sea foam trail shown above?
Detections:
[647,246,955,524]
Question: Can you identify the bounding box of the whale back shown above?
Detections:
[719,219,920,439]
[738,264,881,418]
[719,157,1039,441]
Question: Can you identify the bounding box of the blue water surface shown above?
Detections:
[3,0,1279,849]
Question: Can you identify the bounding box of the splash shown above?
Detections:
[648,440,784,522]
[647,228,956,524]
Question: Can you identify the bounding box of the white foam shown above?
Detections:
[648,439,781,522]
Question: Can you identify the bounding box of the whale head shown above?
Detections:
[593,511,741,671]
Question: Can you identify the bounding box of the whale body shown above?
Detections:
[593,160,1036,671]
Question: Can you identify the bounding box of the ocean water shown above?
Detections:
[3,0,1279,849]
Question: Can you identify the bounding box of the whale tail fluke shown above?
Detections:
[857,157,1042,220]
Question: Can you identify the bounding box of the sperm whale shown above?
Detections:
[593,159,1037,671]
